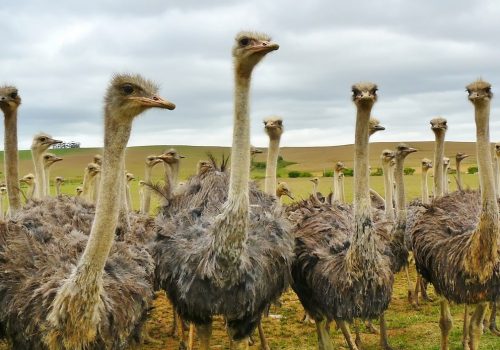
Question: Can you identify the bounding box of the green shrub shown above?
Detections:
[252,161,266,169]
[468,166,478,174]
[323,170,334,177]
[343,168,354,177]
[288,171,313,178]
[371,167,383,176]
[404,167,415,175]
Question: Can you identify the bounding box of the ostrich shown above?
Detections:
[455,152,469,190]
[43,153,63,196]
[380,150,395,221]
[310,177,323,203]
[0,185,6,219]
[140,155,162,214]
[421,158,433,204]
[0,86,22,215]
[55,176,64,196]
[76,186,83,197]
[263,116,283,196]
[126,172,135,211]
[443,157,450,194]
[333,161,345,202]
[276,182,294,203]
[0,73,175,349]
[19,173,36,201]
[30,133,63,199]
[81,163,101,203]
[290,82,393,350]
[157,148,185,202]
[410,79,499,350]
[154,31,292,350]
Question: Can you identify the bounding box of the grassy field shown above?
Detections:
[0,141,497,349]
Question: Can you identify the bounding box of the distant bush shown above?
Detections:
[288,171,313,178]
[252,161,266,169]
[404,167,416,175]
[323,170,334,177]
[468,166,478,174]
[371,167,383,176]
[343,168,354,177]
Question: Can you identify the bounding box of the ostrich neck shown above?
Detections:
[339,176,345,202]
[421,169,429,204]
[44,166,51,196]
[443,164,449,194]
[333,170,340,201]
[433,131,445,197]
[141,165,154,214]
[264,137,280,196]
[212,72,251,266]
[348,104,377,269]
[382,162,394,221]
[56,182,61,196]
[3,109,21,213]
[394,156,407,222]
[465,100,499,281]
[73,114,132,285]
[456,160,463,189]
[495,154,500,198]
[81,171,93,201]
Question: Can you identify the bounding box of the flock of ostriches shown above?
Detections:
[0,31,498,350]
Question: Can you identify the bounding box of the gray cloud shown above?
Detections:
[1,0,499,150]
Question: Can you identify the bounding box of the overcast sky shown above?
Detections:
[1,0,499,150]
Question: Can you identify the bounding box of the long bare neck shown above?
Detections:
[141,165,153,214]
[75,114,132,282]
[443,164,449,194]
[3,109,21,213]
[382,162,394,221]
[212,73,251,266]
[81,171,93,201]
[348,104,377,269]
[31,150,45,199]
[465,99,499,281]
[433,132,445,197]
[44,166,52,197]
[311,182,318,200]
[333,170,340,201]
[495,154,500,198]
[421,169,429,204]
[0,195,4,219]
[92,173,100,203]
[339,176,345,202]
[264,137,280,196]
[126,182,132,211]
[394,156,406,220]
[56,182,62,196]
[456,160,463,189]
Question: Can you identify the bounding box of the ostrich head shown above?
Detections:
[93,154,103,166]
[0,185,6,196]
[55,176,65,185]
[395,143,417,158]
[76,186,83,196]
[43,153,63,168]
[145,155,162,168]
[139,180,146,187]
[158,148,185,165]
[197,160,214,176]
[421,158,433,171]
[0,86,21,114]
[352,82,378,109]
[456,152,469,162]
[310,177,319,185]
[250,145,263,155]
[369,117,385,136]
[495,144,500,157]
[104,74,175,120]
[233,31,279,77]
[380,149,395,165]
[19,173,35,186]
[126,172,135,183]
[334,161,345,173]
[276,181,294,200]
[86,163,101,178]
[443,157,450,167]
[263,116,284,140]
[430,117,448,135]
[31,133,63,154]
[466,79,492,106]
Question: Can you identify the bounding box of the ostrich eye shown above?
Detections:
[122,84,134,95]
[40,137,46,142]
[9,91,17,99]
[239,37,250,46]
[466,89,471,94]
[485,87,491,94]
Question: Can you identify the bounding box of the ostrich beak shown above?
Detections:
[286,191,295,200]
[179,155,186,159]
[251,40,280,53]
[407,148,418,154]
[53,157,63,162]
[373,125,385,131]
[129,96,176,110]
[47,138,63,146]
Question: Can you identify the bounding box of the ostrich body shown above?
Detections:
[43,153,63,196]
[154,32,293,350]
[410,80,499,350]
[263,116,283,196]
[140,155,162,214]
[290,83,393,350]
[0,74,175,349]
[55,177,64,196]
[31,133,62,199]
[0,86,22,214]
[455,152,469,190]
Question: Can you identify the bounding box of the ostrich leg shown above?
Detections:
[489,301,500,335]
[187,324,195,349]
[468,302,488,350]
[405,265,418,308]
[439,300,453,350]
[257,320,271,350]
[462,305,471,350]
[336,320,359,350]
[379,313,394,350]
[196,323,212,350]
